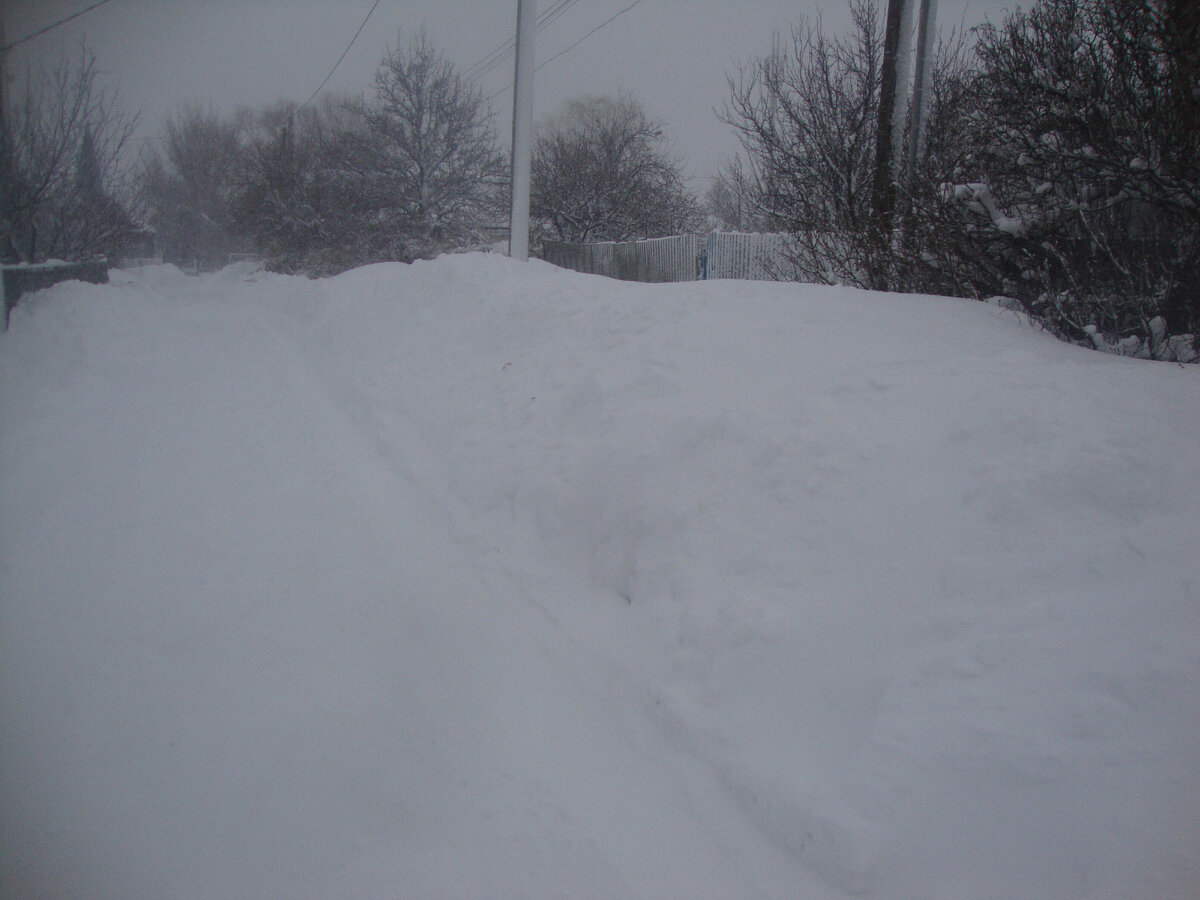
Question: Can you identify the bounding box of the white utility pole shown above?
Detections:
[508,0,536,261]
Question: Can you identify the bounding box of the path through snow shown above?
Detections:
[2,256,1198,899]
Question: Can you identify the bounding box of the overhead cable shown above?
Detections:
[537,0,645,72]
[2,0,117,53]
[299,0,383,110]
[462,0,583,83]
[486,0,647,104]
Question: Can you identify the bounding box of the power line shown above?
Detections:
[537,0,645,72]
[462,0,583,83]
[1,0,117,53]
[463,0,575,81]
[298,0,382,110]
[538,0,585,32]
[486,0,647,104]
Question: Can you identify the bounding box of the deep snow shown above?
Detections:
[1,254,1198,899]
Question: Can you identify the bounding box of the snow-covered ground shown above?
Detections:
[1,255,1197,899]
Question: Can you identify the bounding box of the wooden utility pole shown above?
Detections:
[768,29,780,123]
[1,2,8,131]
[508,0,535,261]
[1,2,13,266]
[869,0,912,290]
[905,0,938,186]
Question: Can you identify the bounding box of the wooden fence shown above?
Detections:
[703,232,788,281]
[542,232,789,283]
[542,234,702,282]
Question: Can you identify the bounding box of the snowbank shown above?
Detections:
[2,255,1198,899]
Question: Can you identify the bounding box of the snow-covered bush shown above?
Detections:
[959,0,1200,339]
[224,30,505,277]
[232,98,393,277]
[720,0,1198,360]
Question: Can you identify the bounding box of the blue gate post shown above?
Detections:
[699,245,708,280]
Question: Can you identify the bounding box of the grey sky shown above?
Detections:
[7,0,1020,185]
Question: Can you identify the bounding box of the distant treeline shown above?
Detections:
[3,0,1196,354]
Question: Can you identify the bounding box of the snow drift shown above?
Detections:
[2,255,1198,899]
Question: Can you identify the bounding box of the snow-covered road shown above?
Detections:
[2,256,1198,898]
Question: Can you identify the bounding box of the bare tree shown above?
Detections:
[360,28,506,255]
[721,1,977,293]
[720,2,884,285]
[704,155,768,232]
[531,93,701,243]
[140,104,245,269]
[2,43,137,262]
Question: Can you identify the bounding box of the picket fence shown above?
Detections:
[542,232,789,283]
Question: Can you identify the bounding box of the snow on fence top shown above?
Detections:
[542,232,789,283]
[2,260,109,330]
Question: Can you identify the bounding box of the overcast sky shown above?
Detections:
[7,0,1020,185]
